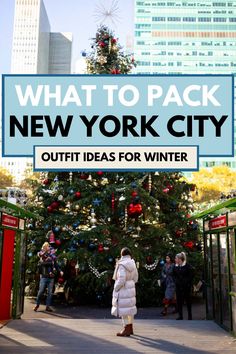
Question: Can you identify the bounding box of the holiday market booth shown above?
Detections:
[195,197,236,334]
[0,199,36,321]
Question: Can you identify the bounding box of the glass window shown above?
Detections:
[229,229,236,332]
[206,234,214,318]
[167,17,181,21]
[213,2,226,6]
[219,233,231,329]
[213,18,227,22]
[198,17,212,22]
[183,17,196,22]
[212,234,221,323]
[152,17,166,21]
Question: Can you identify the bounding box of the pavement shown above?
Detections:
[0,297,236,354]
[22,296,206,320]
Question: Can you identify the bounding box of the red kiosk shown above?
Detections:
[0,200,36,320]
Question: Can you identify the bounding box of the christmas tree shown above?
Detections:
[86,25,135,74]
[27,171,202,306]
[26,27,203,306]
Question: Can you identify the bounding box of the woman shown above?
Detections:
[111,247,138,337]
[173,252,193,320]
[160,253,176,316]
[34,242,63,312]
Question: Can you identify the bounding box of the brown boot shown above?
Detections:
[116,325,131,337]
[129,324,134,335]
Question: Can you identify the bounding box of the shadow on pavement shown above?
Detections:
[0,318,226,354]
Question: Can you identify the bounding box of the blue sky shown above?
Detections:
[0,0,134,73]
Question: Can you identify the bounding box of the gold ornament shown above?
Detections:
[109,38,112,53]
[98,55,107,65]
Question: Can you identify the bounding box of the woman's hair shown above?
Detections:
[166,253,174,262]
[121,247,132,257]
[42,242,50,250]
[176,252,186,262]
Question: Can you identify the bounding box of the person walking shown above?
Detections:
[33,242,63,312]
[173,252,194,320]
[160,253,176,316]
[111,247,138,337]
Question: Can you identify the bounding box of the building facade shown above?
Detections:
[49,32,72,74]
[134,0,236,169]
[1,0,72,183]
[11,0,50,74]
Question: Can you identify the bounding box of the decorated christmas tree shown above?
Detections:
[26,26,203,306]
[27,171,202,306]
[86,25,135,74]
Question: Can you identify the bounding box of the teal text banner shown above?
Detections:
[2,74,234,158]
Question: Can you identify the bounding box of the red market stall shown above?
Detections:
[0,200,36,320]
[195,197,236,335]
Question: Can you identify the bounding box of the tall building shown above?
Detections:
[49,32,72,74]
[11,0,50,74]
[11,0,72,75]
[134,0,236,169]
[1,0,72,183]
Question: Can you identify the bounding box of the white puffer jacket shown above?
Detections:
[111,255,138,317]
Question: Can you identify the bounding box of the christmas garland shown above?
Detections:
[144,259,159,271]
[88,260,108,278]
[88,259,159,277]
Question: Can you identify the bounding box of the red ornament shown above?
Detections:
[99,41,105,47]
[49,232,55,243]
[186,214,191,218]
[134,203,143,215]
[43,179,49,185]
[98,244,104,253]
[111,192,115,210]
[58,277,64,284]
[175,230,183,238]
[131,57,135,63]
[111,68,121,74]
[128,203,142,216]
[51,201,59,209]
[55,239,61,246]
[75,191,81,199]
[131,191,138,198]
[184,241,194,249]
[80,173,89,180]
[111,38,117,44]
[97,171,103,176]
[163,188,170,193]
[47,206,54,213]
[128,203,135,216]
[146,255,153,264]
[166,184,173,191]
[142,182,149,190]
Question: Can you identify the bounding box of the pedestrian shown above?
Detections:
[111,247,138,337]
[33,242,63,312]
[173,251,194,320]
[38,242,57,277]
[160,253,177,316]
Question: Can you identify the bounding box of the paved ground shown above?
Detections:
[22,296,206,320]
[1,297,236,353]
[1,318,236,354]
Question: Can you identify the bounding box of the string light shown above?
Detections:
[88,260,108,278]
[144,259,159,271]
